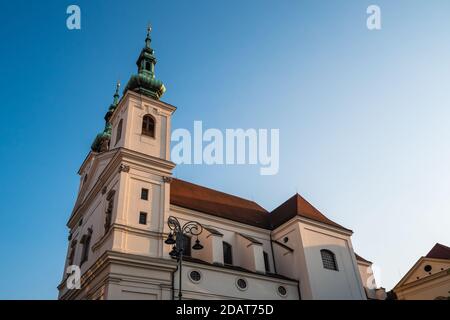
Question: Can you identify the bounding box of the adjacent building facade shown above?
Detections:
[57,29,383,300]
[393,243,450,300]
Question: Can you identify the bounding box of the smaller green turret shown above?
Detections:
[91,82,121,153]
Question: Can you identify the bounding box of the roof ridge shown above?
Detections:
[425,242,450,260]
[435,243,450,250]
[171,178,351,232]
[269,192,351,232]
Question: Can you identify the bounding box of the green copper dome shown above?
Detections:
[124,26,166,100]
[91,83,121,153]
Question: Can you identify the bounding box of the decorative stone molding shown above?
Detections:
[101,186,107,195]
[162,176,173,183]
[118,164,130,173]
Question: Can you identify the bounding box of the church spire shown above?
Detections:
[145,24,152,49]
[91,82,121,153]
[124,26,166,100]
[111,81,120,109]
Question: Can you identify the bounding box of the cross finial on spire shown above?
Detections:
[145,24,152,48]
[123,25,166,100]
[113,81,121,105]
[115,81,121,94]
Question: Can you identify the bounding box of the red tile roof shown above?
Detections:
[170,178,270,229]
[425,243,450,260]
[170,178,350,232]
[355,253,372,264]
[270,194,351,231]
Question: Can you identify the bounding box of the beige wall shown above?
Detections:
[110,91,173,161]
[357,261,381,299]
[272,218,366,300]
[395,258,450,300]
[357,262,375,289]
[395,273,450,300]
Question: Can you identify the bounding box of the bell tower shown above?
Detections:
[59,27,177,300]
[109,26,175,160]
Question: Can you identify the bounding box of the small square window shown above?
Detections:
[141,188,149,200]
[139,212,147,225]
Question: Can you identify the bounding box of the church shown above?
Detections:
[58,28,385,300]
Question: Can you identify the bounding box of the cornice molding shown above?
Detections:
[68,147,175,228]
[113,223,164,238]
[109,90,176,125]
[58,250,178,300]
[395,268,450,293]
[394,256,450,289]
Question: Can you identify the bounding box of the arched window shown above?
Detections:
[320,249,338,271]
[142,114,155,138]
[223,242,233,265]
[115,119,123,145]
[145,61,152,72]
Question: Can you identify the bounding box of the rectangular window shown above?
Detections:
[115,119,123,145]
[141,188,149,200]
[263,251,270,273]
[183,235,191,257]
[321,249,338,271]
[139,212,147,225]
[223,242,233,265]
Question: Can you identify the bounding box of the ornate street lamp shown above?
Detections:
[164,216,204,300]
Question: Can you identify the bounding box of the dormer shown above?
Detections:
[191,226,224,265]
[236,233,266,273]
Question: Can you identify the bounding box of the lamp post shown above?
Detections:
[164,216,204,300]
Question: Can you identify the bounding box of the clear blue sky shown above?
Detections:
[0,0,449,299]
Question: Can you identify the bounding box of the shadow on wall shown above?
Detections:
[300,244,367,300]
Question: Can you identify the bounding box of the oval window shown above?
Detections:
[278,286,287,297]
[236,278,248,290]
[189,270,201,283]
